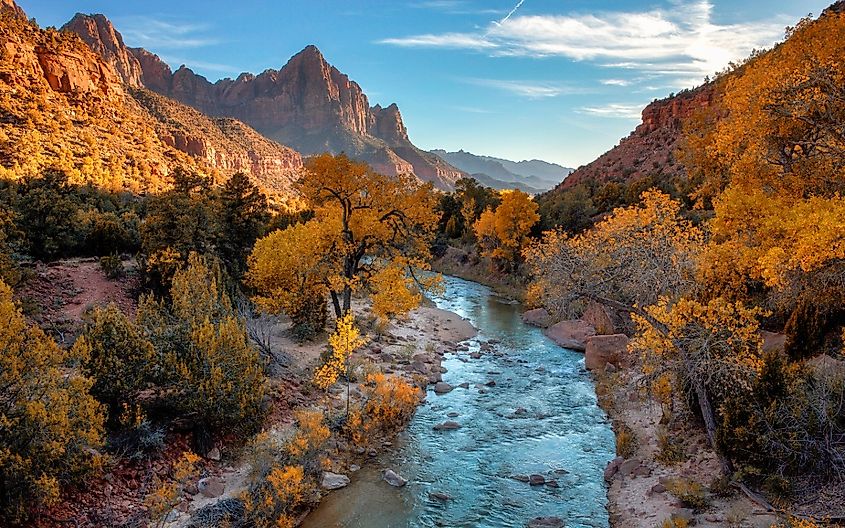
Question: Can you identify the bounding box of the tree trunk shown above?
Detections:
[330,291,342,319]
[692,378,734,476]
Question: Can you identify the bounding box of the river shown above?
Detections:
[302,275,615,528]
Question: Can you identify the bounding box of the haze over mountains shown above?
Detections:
[431,149,573,193]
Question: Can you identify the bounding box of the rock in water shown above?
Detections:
[528,474,546,486]
[527,517,565,527]
[433,421,461,431]
[383,469,408,487]
[433,382,453,394]
[321,472,350,490]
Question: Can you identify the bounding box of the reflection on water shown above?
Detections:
[302,276,615,528]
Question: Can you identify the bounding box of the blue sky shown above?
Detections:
[22,0,828,167]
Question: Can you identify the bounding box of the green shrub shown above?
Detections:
[99,253,124,279]
[665,478,709,512]
[0,280,104,523]
[80,304,156,419]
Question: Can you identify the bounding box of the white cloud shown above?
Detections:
[158,56,239,73]
[578,104,645,119]
[379,1,790,87]
[601,79,631,86]
[463,78,588,98]
[116,16,220,49]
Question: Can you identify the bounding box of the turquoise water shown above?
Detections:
[302,275,615,528]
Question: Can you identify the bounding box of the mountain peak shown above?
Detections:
[61,12,144,87]
[1,0,26,19]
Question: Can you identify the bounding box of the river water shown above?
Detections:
[302,275,615,528]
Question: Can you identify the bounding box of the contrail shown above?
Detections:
[496,0,525,25]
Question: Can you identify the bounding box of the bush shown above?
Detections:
[137,253,267,433]
[346,373,419,447]
[615,422,638,458]
[665,478,709,512]
[80,304,156,419]
[655,428,686,464]
[108,417,167,461]
[99,253,124,279]
[0,280,104,523]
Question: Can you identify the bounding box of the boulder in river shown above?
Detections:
[429,491,451,501]
[321,472,350,490]
[584,334,629,371]
[433,382,453,394]
[527,517,565,528]
[528,474,546,486]
[544,320,596,351]
[433,421,462,431]
[383,469,408,487]
[522,308,552,328]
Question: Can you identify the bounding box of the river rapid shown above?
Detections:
[302,275,615,528]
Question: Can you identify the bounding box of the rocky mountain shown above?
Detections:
[430,149,572,192]
[119,43,465,190]
[0,4,302,204]
[551,85,717,192]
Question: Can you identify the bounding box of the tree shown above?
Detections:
[249,154,440,323]
[524,190,702,321]
[81,304,156,420]
[313,313,367,418]
[473,189,539,271]
[0,280,104,523]
[218,172,270,277]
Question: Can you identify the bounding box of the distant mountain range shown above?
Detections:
[430,150,572,193]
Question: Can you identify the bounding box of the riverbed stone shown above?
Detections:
[544,320,596,351]
[528,474,545,486]
[433,382,453,394]
[584,334,629,371]
[433,421,462,431]
[321,472,350,490]
[429,491,451,501]
[527,516,565,527]
[604,456,624,481]
[522,308,552,328]
[198,477,225,498]
[383,469,407,487]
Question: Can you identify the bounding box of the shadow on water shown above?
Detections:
[302,275,615,528]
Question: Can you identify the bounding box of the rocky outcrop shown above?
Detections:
[62,13,144,87]
[547,83,718,192]
[1,0,25,18]
[584,334,629,371]
[1,11,302,200]
[124,43,465,189]
[544,320,596,351]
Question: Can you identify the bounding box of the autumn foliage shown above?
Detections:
[0,280,104,523]
[473,189,539,270]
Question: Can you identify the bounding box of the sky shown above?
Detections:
[21,0,829,167]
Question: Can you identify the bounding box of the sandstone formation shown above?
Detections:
[125,44,466,189]
[62,13,144,87]
[547,84,718,192]
[544,319,596,351]
[584,334,629,371]
[0,7,303,200]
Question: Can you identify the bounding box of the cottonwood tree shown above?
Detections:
[473,189,539,271]
[524,190,703,321]
[248,154,440,330]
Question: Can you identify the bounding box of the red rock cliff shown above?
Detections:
[554,84,717,191]
[61,13,144,87]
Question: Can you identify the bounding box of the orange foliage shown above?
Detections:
[346,373,419,447]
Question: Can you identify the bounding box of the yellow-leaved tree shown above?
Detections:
[249,154,441,337]
[687,11,845,358]
[473,189,539,271]
[0,280,104,523]
[524,190,703,321]
[314,313,367,417]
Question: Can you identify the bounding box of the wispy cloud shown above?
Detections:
[158,55,239,73]
[463,78,588,99]
[379,1,789,87]
[601,79,632,87]
[116,15,220,49]
[411,0,505,16]
[578,103,645,119]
